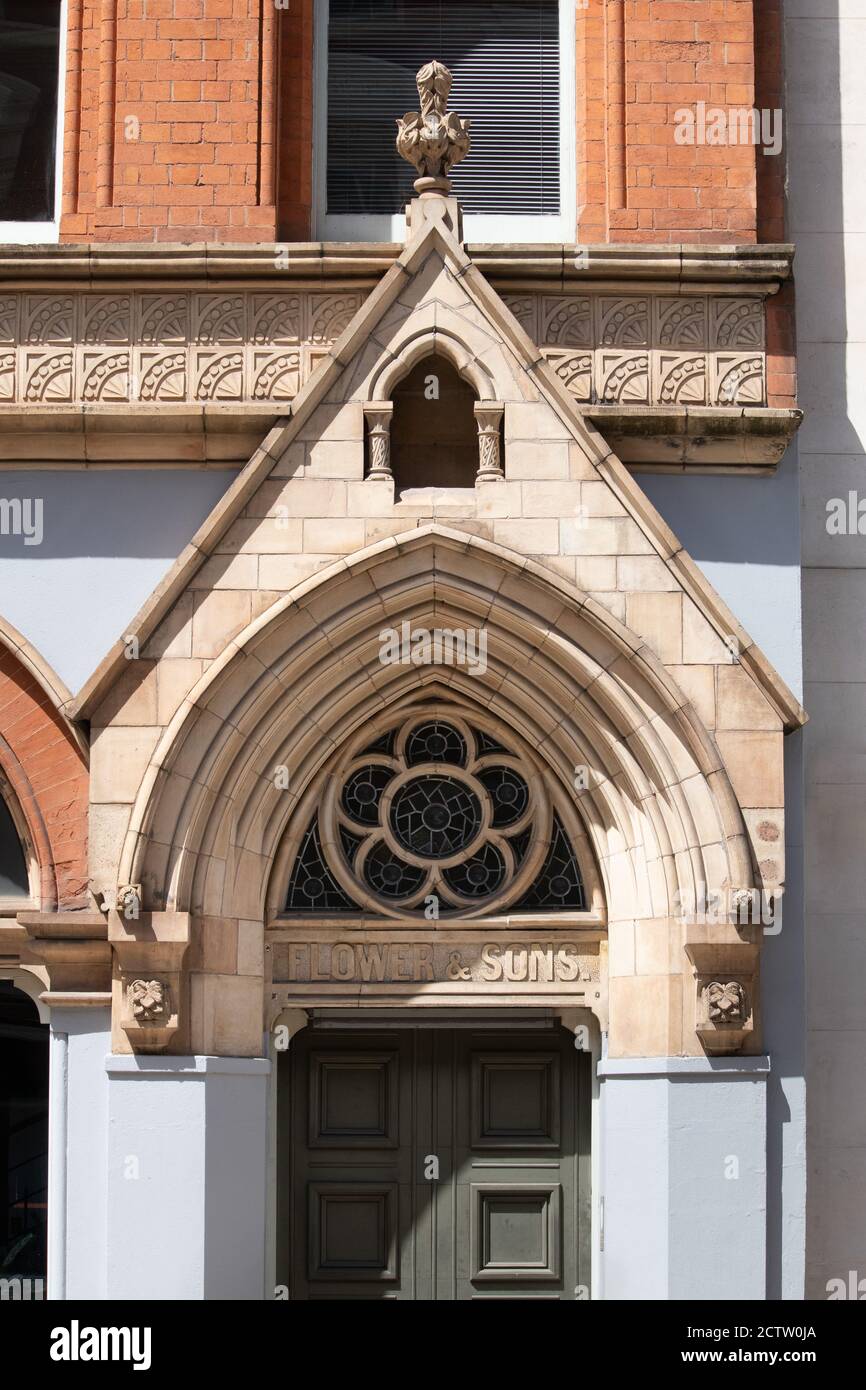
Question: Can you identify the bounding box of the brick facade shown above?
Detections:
[0,645,89,910]
[59,0,776,246]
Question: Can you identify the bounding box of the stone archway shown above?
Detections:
[113,525,763,1061]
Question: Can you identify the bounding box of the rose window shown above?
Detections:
[285,709,587,920]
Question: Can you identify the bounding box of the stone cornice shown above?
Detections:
[0,242,794,293]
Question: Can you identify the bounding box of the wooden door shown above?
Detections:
[280,1024,589,1300]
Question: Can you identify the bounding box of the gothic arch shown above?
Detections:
[118,525,755,935]
[369,328,498,404]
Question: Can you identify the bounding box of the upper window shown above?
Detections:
[316,0,575,242]
[0,0,63,240]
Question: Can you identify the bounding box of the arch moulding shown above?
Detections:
[106,526,771,1062]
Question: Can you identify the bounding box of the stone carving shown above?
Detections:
[474,403,505,479]
[657,353,707,405]
[128,978,169,1024]
[542,296,592,347]
[81,295,131,345]
[195,349,244,401]
[116,884,142,916]
[705,980,747,1025]
[600,297,650,347]
[24,350,73,402]
[251,294,300,346]
[194,294,245,345]
[364,402,394,479]
[396,61,471,192]
[139,294,188,345]
[712,297,764,349]
[309,293,364,344]
[24,296,73,344]
[252,351,300,401]
[0,296,17,342]
[548,350,593,402]
[81,351,130,401]
[598,352,650,404]
[502,295,537,339]
[656,296,707,348]
[0,351,14,400]
[0,289,768,411]
[716,355,765,406]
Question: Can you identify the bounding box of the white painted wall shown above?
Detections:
[784,0,866,1299]
[49,1008,111,1300]
[600,1059,770,1301]
[103,1057,270,1301]
[0,471,235,693]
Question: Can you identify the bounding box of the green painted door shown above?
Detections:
[280,1024,590,1300]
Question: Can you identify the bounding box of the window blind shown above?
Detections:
[326,0,560,218]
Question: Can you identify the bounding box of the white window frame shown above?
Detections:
[313,0,576,244]
[0,0,67,245]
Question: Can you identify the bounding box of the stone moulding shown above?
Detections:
[18,911,111,1005]
[0,243,795,467]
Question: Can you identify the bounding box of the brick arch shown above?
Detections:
[0,621,88,911]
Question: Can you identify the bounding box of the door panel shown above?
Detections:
[280,1024,589,1301]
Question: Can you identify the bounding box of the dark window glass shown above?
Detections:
[0,982,48,1292]
[283,717,587,917]
[327,0,560,217]
[0,1,61,221]
[0,795,28,898]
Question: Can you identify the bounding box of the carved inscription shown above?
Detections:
[277,939,598,987]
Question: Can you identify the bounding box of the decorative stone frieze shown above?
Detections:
[0,290,362,407]
[503,291,767,407]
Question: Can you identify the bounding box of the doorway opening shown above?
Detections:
[277,1017,590,1300]
[0,981,48,1296]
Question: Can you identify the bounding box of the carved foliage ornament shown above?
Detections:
[128,978,169,1024]
[396,61,471,191]
[705,980,747,1025]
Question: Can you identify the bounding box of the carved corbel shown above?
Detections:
[363,402,395,480]
[109,908,191,1053]
[474,402,505,480]
[685,941,759,1056]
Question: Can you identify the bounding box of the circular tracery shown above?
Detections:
[390,775,482,858]
[309,708,584,919]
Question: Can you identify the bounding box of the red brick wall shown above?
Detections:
[59,0,781,247]
[578,0,765,245]
[0,649,89,911]
[61,0,279,243]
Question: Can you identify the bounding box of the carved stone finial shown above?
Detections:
[396,60,471,194]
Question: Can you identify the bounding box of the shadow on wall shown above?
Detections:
[784,0,866,1305]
